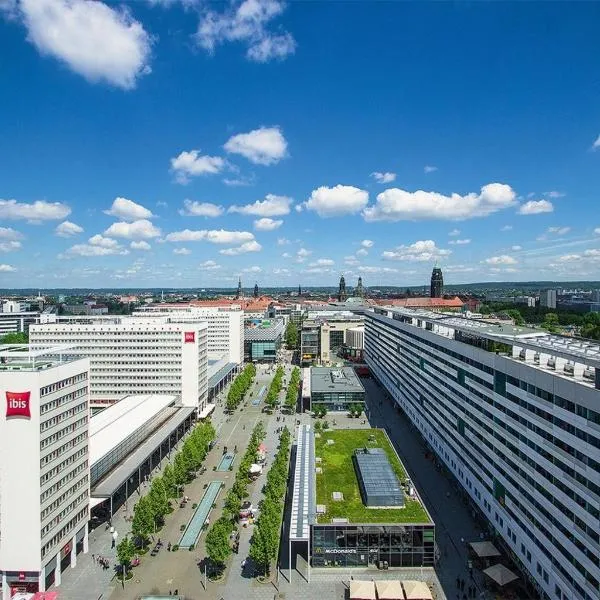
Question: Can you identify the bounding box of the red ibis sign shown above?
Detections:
[6,391,31,419]
[184,331,195,343]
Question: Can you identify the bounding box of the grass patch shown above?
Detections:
[315,429,430,524]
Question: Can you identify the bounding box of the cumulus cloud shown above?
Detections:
[62,234,129,257]
[295,247,312,263]
[544,191,565,198]
[244,265,262,273]
[179,200,224,218]
[0,227,23,252]
[104,219,161,239]
[195,0,295,62]
[547,226,571,236]
[254,217,283,231]
[361,240,374,248]
[500,225,513,231]
[0,199,70,221]
[444,264,475,273]
[165,229,255,244]
[364,183,516,222]
[484,255,517,265]
[304,185,369,217]
[55,220,83,237]
[273,267,290,275]
[18,0,152,89]
[371,172,396,184]
[592,135,600,151]
[170,150,226,184]
[0,264,16,272]
[105,197,153,221]
[424,165,438,173]
[449,228,460,236]
[224,126,288,165]
[357,266,398,274]
[0,240,21,253]
[511,245,522,251]
[130,240,151,251]
[309,258,334,267]
[356,248,368,257]
[277,237,290,245]
[229,194,292,216]
[344,256,359,266]
[518,200,553,215]
[382,240,451,262]
[173,247,191,255]
[89,234,119,248]
[302,266,333,274]
[219,240,262,255]
[199,260,221,270]
[448,239,471,245]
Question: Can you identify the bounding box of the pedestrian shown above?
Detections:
[169,591,172,596]
[174,589,178,596]
[92,554,95,562]
[111,538,115,549]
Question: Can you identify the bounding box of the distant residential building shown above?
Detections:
[515,295,536,307]
[374,297,464,311]
[430,266,444,298]
[1,300,29,313]
[540,289,557,309]
[63,304,109,316]
[0,310,40,335]
[592,290,600,304]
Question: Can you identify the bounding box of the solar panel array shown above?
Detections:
[354,448,404,508]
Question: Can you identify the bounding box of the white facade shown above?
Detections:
[30,316,208,409]
[346,326,365,350]
[1,300,28,313]
[364,307,600,600]
[0,349,90,598]
[540,289,558,309]
[0,312,39,335]
[134,305,244,364]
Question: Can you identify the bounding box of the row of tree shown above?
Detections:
[226,363,257,412]
[249,427,291,576]
[284,321,298,349]
[265,366,285,410]
[116,421,215,579]
[284,367,301,413]
[205,421,267,575]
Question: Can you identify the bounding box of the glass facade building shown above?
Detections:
[310,367,365,411]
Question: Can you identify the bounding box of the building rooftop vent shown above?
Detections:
[547,357,556,369]
[564,363,574,376]
[583,367,595,381]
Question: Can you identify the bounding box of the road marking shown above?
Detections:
[225,415,242,444]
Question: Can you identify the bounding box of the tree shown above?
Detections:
[147,477,170,525]
[542,312,560,333]
[505,309,524,326]
[116,536,136,580]
[162,463,177,499]
[284,322,298,349]
[0,332,28,344]
[131,497,154,547]
[205,517,232,574]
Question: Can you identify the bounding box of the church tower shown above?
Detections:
[236,276,242,299]
[253,282,259,298]
[338,274,347,302]
[356,276,364,298]
[430,266,444,298]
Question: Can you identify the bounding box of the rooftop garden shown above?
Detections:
[314,428,431,524]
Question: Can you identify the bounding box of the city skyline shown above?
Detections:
[0,1,599,287]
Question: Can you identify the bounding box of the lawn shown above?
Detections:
[314,429,431,524]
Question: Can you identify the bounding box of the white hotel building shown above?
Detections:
[0,347,90,599]
[364,307,600,600]
[30,316,208,410]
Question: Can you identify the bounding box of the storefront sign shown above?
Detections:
[314,547,357,554]
[5,391,31,419]
[184,332,195,343]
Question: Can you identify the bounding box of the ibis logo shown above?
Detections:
[6,391,31,419]
[184,331,195,343]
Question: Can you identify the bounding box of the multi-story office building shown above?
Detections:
[244,319,285,363]
[30,316,208,409]
[540,289,558,309]
[364,306,600,600]
[0,346,90,598]
[0,310,40,336]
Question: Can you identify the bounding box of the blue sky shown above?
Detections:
[0,0,599,289]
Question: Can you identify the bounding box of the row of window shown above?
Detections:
[41,432,87,467]
[41,491,88,537]
[41,460,88,501]
[42,475,88,521]
[41,507,88,558]
[40,372,88,397]
[40,386,87,415]
[41,416,88,450]
[41,401,87,432]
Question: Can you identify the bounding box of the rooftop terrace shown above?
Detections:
[311,367,365,394]
[314,429,431,524]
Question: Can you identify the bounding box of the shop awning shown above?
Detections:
[375,579,403,600]
[198,403,216,419]
[401,580,434,600]
[483,564,519,586]
[469,540,501,558]
[349,580,376,600]
[90,496,108,510]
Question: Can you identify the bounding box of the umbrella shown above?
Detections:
[375,579,403,600]
[469,541,501,558]
[349,580,376,600]
[483,564,519,586]
[401,580,433,600]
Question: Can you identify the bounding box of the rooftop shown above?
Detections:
[311,367,365,394]
[314,429,431,524]
[375,296,464,309]
[244,318,285,341]
[0,344,81,371]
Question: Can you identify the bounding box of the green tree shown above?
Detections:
[542,312,560,333]
[284,322,298,349]
[162,463,177,499]
[116,536,136,580]
[205,517,233,574]
[131,496,154,546]
[147,477,170,525]
[0,332,28,344]
[505,309,525,326]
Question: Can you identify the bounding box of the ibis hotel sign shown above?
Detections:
[5,391,31,419]
[184,331,195,343]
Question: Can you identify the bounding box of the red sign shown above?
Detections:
[18,572,25,581]
[6,391,31,419]
[184,331,195,343]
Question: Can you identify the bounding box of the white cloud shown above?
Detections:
[62,237,129,257]
[344,256,359,266]
[448,239,471,245]
[273,267,290,275]
[224,126,288,165]
[219,240,262,255]
[544,191,565,198]
[382,240,451,262]
[105,197,153,221]
[179,200,224,218]
[424,165,438,173]
[594,228,600,235]
[18,0,152,89]
[130,240,151,251]
[254,217,283,231]
[309,258,334,267]
[556,254,581,263]
[223,174,255,187]
[281,252,291,258]
[449,228,461,236]
[592,135,600,151]
[511,245,522,251]
[229,194,292,216]
[55,220,83,237]
[165,229,255,245]
[304,185,369,217]
[199,260,221,270]
[302,266,333,274]
[371,172,396,184]
[277,237,290,245]
[170,150,226,184]
[360,239,374,248]
[547,226,571,236]
[484,255,517,265]
[295,247,312,263]
[89,234,119,248]
[518,200,554,215]
[0,199,70,221]
[195,0,295,63]
[444,264,475,273]
[0,264,16,272]
[0,241,21,253]
[104,219,161,239]
[500,225,513,231]
[356,248,368,257]
[364,183,515,222]
[0,228,22,252]
[357,266,398,274]
[173,247,191,255]
[244,265,262,273]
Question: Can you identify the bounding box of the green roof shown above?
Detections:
[314,429,431,524]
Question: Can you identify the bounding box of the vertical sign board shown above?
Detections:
[5,391,31,419]
[184,331,195,343]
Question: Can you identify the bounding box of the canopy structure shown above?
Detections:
[375,579,404,600]
[249,463,263,474]
[401,580,434,600]
[483,564,519,586]
[349,580,376,600]
[198,403,215,419]
[469,540,501,558]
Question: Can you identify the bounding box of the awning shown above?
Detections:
[198,403,215,419]
[375,579,403,600]
[349,580,376,600]
[90,496,108,510]
[469,540,501,558]
[483,564,519,586]
[401,580,434,600]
